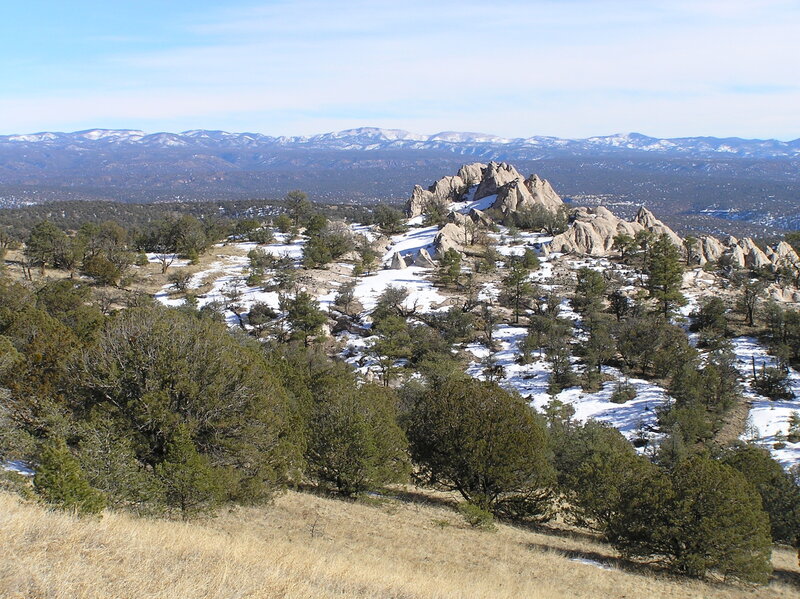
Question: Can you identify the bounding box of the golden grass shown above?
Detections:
[1,489,798,599]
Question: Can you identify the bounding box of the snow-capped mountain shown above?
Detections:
[2,127,799,159]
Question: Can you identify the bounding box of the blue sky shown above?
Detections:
[1,0,799,139]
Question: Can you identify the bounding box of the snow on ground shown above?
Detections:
[465,324,668,449]
[352,225,448,315]
[155,236,306,324]
[2,460,33,477]
[732,336,800,468]
[145,252,190,268]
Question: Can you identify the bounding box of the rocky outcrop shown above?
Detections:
[524,174,564,212]
[469,208,493,227]
[689,235,726,266]
[405,162,486,217]
[549,206,680,256]
[473,162,524,202]
[633,207,682,247]
[405,161,563,219]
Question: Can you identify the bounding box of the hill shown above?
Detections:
[2,489,798,599]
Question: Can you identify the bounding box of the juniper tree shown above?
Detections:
[404,376,555,518]
[34,437,106,515]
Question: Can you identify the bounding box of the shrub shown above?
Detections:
[458,502,495,530]
[610,381,637,404]
[404,376,555,518]
[34,438,106,515]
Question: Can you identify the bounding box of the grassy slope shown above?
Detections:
[1,489,798,599]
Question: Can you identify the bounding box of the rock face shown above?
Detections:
[689,235,726,266]
[389,252,407,270]
[549,206,680,256]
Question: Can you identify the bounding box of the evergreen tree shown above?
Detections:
[404,376,555,517]
[306,380,409,496]
[155,424,224,520]
[646,234,685,316]
[34,437,106,515]
[610,454,772,583]
[722,443,800,545]
[284,291,327,346]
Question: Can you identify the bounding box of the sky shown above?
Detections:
[1,0,799,140]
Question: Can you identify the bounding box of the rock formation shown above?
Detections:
[405,162,486,217]
[405,161,562,219]
[432,223,466,258]
[413,248,436,268]
[549,206,681,256]
[389,252,407,270]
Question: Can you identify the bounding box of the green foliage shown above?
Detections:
[609,454,772,583]
[507,204,568,235]
[646,234,686,316]
[458,502,496,530]
[721,443,800,545]
[74,306,297,504]
[306,379,409,496]
[610,381,637,404]
[370,314,412,386]
[571,267,607,316]
[404,376,555,518]
[372,205,406,234]
[501,260,534,323]
[34,437,106,515]
[437,248,462,288]
[284,291,327,345]
[285,190,312,226]
[25,220,71,272]
[156,424,225,520]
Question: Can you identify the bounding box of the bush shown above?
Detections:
[608,454,772,583]
[610,381,637,404]
[306,379,409,497]
[404,376,555,518]
[34,438,106,515]
[458,502,495,530]
[722,443,800,544]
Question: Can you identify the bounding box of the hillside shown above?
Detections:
[2,489,798,599]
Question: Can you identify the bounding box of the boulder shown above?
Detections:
[390,252,407,270]
[689,235,726,266]
[370,235,392,254]
[469,208,493,227]
[433,223,465,258]
[413,248,437,268]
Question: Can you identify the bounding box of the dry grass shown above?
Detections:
[1,489,798,599]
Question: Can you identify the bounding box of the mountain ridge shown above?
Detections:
[3,127,800,159]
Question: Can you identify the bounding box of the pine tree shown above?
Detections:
[646,234,685,316]
[34,437,106,515]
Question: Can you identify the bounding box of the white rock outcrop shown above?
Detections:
[549,206,680,256]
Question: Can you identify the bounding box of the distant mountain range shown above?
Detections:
[2,127,800,159]
[1,127,799,237]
